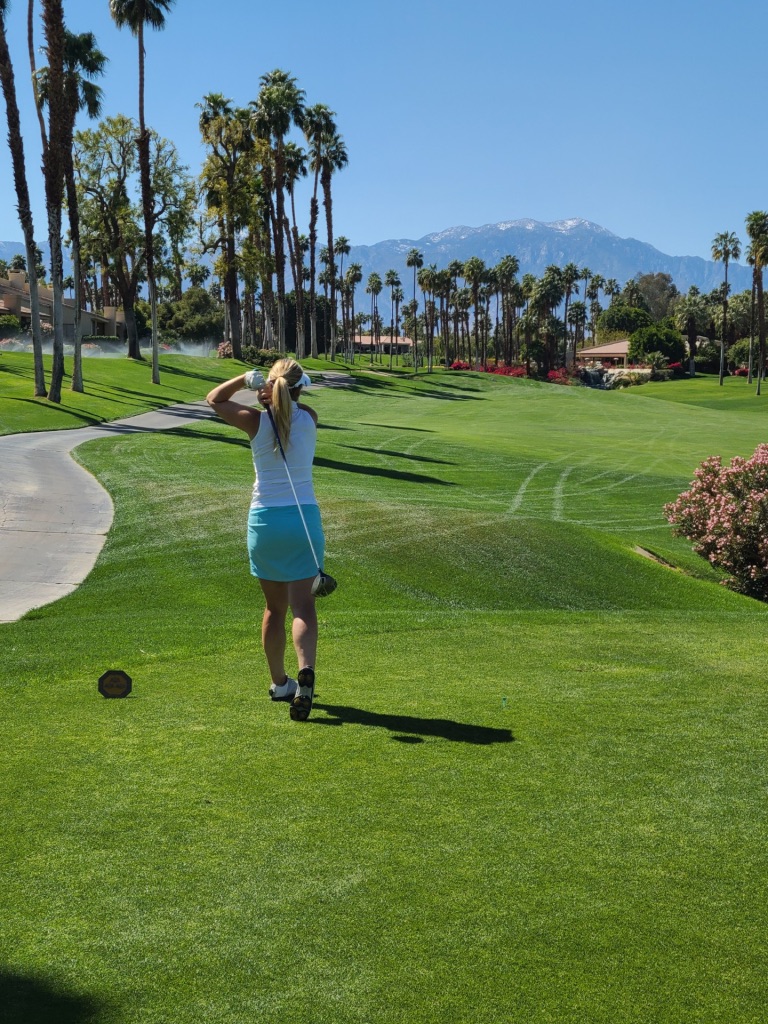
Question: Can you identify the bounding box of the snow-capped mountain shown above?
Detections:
[346,218,751,296]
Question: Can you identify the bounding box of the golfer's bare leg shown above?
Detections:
[288,577,318,670]
[259,579,290,685]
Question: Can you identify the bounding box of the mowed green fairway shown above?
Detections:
[2,364,768,1023]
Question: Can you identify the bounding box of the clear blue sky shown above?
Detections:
[0,0,763,261]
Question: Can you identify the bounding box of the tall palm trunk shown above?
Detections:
[308,167,320,358]
[64,154,84,391]
[286,191,305,358]
[757,265,765,396]
[135,20,159,380]
[719,259,729,387]
[748,275,756,384]
[41,0,66,403]
[321,167,336,359]
[0,10,45,395]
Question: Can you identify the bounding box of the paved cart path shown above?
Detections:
[0,401,219,623]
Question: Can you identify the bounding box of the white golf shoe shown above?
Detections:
[269,676,298,702]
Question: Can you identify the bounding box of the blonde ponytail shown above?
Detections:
[268,358,304,451]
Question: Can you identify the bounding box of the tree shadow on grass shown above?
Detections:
[3,399,105,426]
[313,456,455,486]
[359,423,435,433]
[311,703,514,745]
[0,970,116,1024]
[337,443,455,466]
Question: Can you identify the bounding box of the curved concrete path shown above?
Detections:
[0,400,216,623]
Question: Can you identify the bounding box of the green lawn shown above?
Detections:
[2,362,768,1023]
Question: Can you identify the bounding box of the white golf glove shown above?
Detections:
[244,370,266,390]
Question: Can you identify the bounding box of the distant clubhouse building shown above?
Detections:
[578,339,629,367]
[0,270,126,340]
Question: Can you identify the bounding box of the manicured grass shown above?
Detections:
[2,365,768,1022]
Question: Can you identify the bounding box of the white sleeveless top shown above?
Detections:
[249,403,318,509]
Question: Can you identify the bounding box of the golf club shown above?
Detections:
[265,405,338,597]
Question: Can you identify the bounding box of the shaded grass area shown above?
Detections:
[2,372,768,1022]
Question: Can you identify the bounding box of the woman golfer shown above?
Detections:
[206,358,324,721]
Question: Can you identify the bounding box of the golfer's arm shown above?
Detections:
[206,375,259,434]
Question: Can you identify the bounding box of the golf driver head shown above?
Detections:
[312,571,338,598]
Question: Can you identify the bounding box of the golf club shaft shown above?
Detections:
[265,407,322,571]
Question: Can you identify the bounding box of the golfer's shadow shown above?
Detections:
[311,703,514,745]
[0,970,110,1024]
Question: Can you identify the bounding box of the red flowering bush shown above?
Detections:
[449,360,470,370]
[668,361,685,376]
[482,364,526,377]
[664,444,768,600]
[547,367,575,385]
[734,367,749,377]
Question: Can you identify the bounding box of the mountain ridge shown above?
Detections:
[347,218,752,296]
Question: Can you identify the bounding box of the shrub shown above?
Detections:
[241,347,284,367]
[629,325,686,364]
[665,444,768,601]
[547,368,571,385]
[479,363,526,377]
[0,314,21,336]
[603,368,652,389]
[450,360,471,370]
[695,340,721,374]
[668,361,685,376]
[727,337,752,369]
[734,367,749,377]
[598,304,653,335]
[217,341,233,359]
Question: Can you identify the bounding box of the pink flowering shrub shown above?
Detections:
[217,340,233,359]
[449,360,470,370]
[734,367,749,377]
[664,444,768,600]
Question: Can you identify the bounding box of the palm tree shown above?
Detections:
[251,69,305,353]
[317,129,347,360]
[604,278,620,305]
[532,266,564,373]
[0,0,45,395]
[745,212,768,395]
[494,254,519,365]
[283,140,307,356]
[462,256,486,366]
[406,248,423,370]
[38,28,107,392]
[385,269,400,365]
[40,0,67,402]
[303,103,336,358]
[673,287,709,377]
[711,230,741,386]
[198,95,253,360]
[366,272,382,364]
[334,235,350,350]
[561,261,580,365]
[391,285,403,370]
[109,0,175,385]
[344,261,362,361]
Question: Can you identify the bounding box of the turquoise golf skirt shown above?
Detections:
[247,504,325,582]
